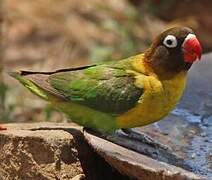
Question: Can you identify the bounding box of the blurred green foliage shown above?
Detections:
[0,81,7,105]
[90,8,140,62]
[0,81,15,122]
[145,0,175,16]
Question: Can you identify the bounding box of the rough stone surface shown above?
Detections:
[84,131,204,180]
[0,123,83,180]
[0,123,130,180]
[0,123,205,180]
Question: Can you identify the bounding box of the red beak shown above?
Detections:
[182,34,202,63]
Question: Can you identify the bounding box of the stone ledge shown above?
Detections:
[84,132,204,180]
[0,123,204,180]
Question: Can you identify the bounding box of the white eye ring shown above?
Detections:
[163,35,178,48]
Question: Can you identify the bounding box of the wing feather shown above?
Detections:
[48,63,143,114]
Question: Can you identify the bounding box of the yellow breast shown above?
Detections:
[117,56,187,128]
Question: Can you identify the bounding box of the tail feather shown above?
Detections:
[9,71,52,100]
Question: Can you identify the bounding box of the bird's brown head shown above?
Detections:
[144,27,202,75]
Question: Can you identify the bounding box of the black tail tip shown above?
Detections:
[8,71,21,78]
[8,71,35,78]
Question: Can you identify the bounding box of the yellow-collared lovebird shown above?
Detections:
[8,27,202,134]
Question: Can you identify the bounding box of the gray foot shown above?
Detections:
[121,128,171,150]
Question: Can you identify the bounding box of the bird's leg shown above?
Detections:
[121,128,170,150]
[83,127,170,151]
[0,124,7,131]
[83,127,102,136]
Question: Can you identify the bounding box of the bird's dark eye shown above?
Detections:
[166,39,173,45]
[163,35,178,48]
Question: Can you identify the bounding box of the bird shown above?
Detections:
[7,27,202,146]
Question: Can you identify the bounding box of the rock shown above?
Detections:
[84,131,204,180]
[0,123,83,180]
[71,174,85,180]
[0,123,132,180]
[0,122,203,180]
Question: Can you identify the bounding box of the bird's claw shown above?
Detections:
[121,128,171,151]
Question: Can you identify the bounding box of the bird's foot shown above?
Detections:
[83,127,102,136]
[83,127,189,170]
[121,128,171,151]
[0,125,7,131]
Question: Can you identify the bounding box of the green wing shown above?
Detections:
[10,59,143,115]
[48,62,143,114]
